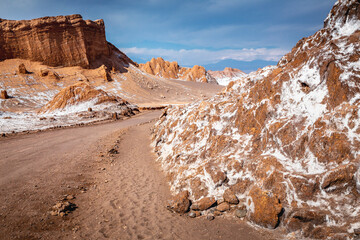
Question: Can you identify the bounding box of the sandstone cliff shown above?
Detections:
[139,57,217,84]
[207,67,247,86]
[0,14,135,71]
[152,0,360,238]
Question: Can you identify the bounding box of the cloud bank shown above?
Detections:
[123,47,288,66]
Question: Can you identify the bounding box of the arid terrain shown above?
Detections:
[1,0,360,239]
[0,111,283,240]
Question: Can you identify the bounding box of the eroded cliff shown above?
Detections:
[0,14,135,71]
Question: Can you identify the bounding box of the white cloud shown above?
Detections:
[122,47,288,66]
[206,0,266,12]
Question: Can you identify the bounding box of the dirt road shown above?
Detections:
[0,111,281,239]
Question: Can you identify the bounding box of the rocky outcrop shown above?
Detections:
[0,15,135,71]
[40,82,127,113]
[207,67,247,86]
[152,0,360,238]
[139,57,217,83]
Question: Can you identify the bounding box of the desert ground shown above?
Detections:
[1,1,359,239]
[0,110,283,240]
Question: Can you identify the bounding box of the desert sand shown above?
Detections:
[0,111,283,239]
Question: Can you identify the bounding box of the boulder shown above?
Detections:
[167,191,191,214]
[191,197,216,211]
[39,69,60,80]
[248,186,283,229]
[223,189,239,204]
[0,90,9,99]
[216,202,230,212]
[235,209,247,218]
[18,63,28,74]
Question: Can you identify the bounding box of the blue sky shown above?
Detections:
[0,0,335,72]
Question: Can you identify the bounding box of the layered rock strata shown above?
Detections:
[0,14,135,71]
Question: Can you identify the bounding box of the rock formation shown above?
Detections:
[40,82,127,113]
[139,57,217,83]
[18,63,29,74]
[167,191,191,214]
[0,90,9,99]
[0,14,136,71]
[207,67,247,86]
[152,0,360,238]
[39,69,60,80]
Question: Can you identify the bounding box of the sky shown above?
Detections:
[0,0,336,72]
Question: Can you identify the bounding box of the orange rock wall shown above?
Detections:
[0,15,135,70]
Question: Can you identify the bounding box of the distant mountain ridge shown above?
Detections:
[207,67,247,86]
[138,57,217,84]
[204,59,278,73]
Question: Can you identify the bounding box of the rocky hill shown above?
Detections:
[139,57,217,84]
[152,0,360,239]
[40,82,129,113]
[0,14,135,71]
[207,67,247,86]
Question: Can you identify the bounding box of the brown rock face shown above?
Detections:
[167,191,191,214]
[248,187,283,229]
[191,197,216,211]
[0,90,9,99]
[0,15,135,71]
[139,57,217,83]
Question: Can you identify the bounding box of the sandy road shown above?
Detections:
[0,111,280,239]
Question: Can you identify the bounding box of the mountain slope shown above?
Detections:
[152,0,360,238]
